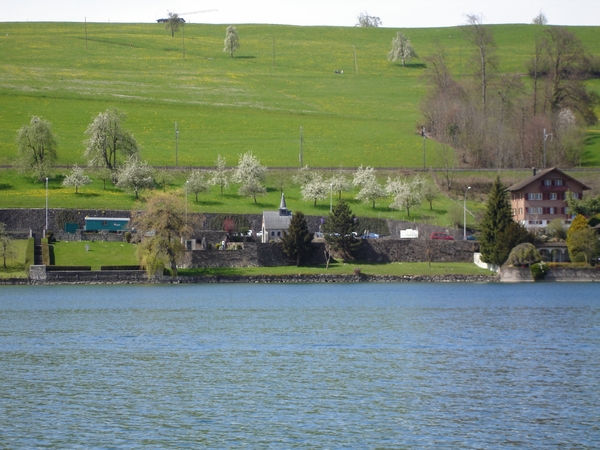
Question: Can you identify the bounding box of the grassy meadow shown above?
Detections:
[176,262,494,278]
[0,22,599,225]
[0,239,30,278]
[52,241,138,269]
[1,22,600,169]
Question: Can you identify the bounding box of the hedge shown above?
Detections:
[25,238,35,267]
[45,266,92,271]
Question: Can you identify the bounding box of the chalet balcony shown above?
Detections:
[539,185,568,192]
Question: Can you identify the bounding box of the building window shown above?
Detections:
[572,193,579,199]
[549,207,555,214]
[555,179,563,186]
[277,231,281,236]
[550,193,557,200]
[544,180,552,186]
[528,207,543,215]
[528,193,543,200]
[519,207,523,215]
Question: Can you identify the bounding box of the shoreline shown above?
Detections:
[3,273,498,285]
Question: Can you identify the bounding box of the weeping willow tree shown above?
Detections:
[132,192,191,278]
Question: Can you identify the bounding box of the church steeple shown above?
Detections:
[279,193,289,216]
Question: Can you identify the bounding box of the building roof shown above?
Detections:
[507,167,591,192]
[85,217,130,222]
[263,211,292,230]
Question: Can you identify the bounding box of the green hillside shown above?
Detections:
[1,22,599,169]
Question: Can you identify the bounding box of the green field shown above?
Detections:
[1,22,599,169]
[52,241,138,269]
[0,239,30,278]
[176,262,494,277]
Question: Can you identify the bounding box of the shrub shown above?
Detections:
[41,238,50,266]
[25,237,35,267]
[530,262,548,281]
[353,267,362,276]
[505,243,542,267]
[124,231,132,243]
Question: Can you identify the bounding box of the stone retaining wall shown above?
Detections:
[28,265,147,284]
[355,239,478,263]
[173,273,496,284]
[499,266,600,282]
[54,230,127,242]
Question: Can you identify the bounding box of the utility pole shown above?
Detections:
[543,128,553,168]
[422,127,427,169]
[175,122,179,167]
[299,126,303,167]
[463,186,471,240]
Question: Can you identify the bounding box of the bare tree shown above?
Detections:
[532,11,548,25]
[165,12,183,37]
[462,14,497,111]
[0,223,14,269]
[423,43,458,97]
[356,12,381,27]
[541,27,597,125]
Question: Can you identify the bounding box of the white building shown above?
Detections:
[261,193,292,243]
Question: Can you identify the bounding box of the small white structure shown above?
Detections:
[400,228,419,239]
[261,193,292,243]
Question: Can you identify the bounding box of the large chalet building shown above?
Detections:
[507,167,590,229]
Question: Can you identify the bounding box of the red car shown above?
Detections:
[430,232,454,240]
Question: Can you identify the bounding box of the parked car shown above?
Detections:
[430,232,454,240]
[466,235,477,241]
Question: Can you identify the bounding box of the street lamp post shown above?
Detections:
[463,186,471,240]
[185,181,189,225]
[45,177,49,236]
[330,183,333,213]
[543,128,552,168]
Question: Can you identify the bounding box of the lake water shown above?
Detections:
[1,283,599,448]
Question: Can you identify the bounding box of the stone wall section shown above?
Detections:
[499,266,600,282]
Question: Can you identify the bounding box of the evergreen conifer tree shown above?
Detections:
[281,211,314,266]
[323,199,361,261]
[479,176,517,265]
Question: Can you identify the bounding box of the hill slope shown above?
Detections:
[1,22,599,168]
